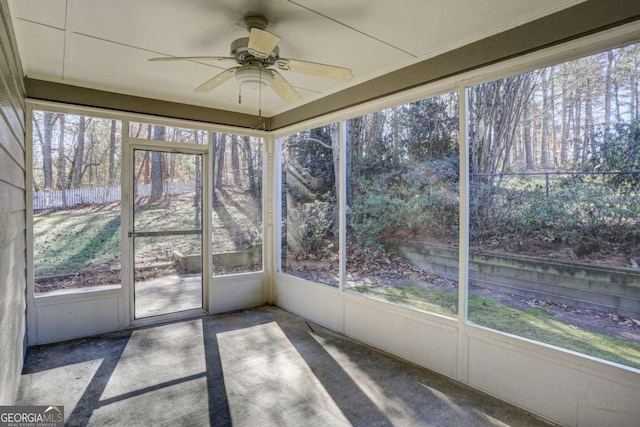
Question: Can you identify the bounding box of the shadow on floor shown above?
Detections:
[17,306,553,426]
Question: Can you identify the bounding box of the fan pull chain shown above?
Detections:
[258,67,263,119]
[238,83,242,104]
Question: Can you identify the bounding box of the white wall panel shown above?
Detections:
[577,369,640,426]
[209,273,264,314]
[344,293,458,378]
[33,289,123,344]
[467,335,578,425]
[275,274,341,331]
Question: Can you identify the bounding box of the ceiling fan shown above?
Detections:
[149,16,353,104]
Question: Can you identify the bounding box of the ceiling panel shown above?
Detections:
[71,0,239,57]
[292,0,587,58]
[13,0,66,29]
[14,20,64,80]
[10,0,591,118]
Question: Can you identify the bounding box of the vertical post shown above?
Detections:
[121,120,132,328]
[457,83,470,383]
[546,172,550,198]
[201,136,211,314]
[338,120,347,333]
[263,134,279,305]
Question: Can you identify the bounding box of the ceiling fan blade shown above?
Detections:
[149,56,235,62]
[278,58,353,81]
[248,28,280,58]
[270,70,301,103]
[195,68,238,92]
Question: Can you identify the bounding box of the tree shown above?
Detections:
[69,116,87,188]
[210,132,220,204]
[108,120,117,187]
[151,125,165,198]
[243,136,258,198]
[215,134,226,189]
[56,114,67,207]
[231,134,241,187]
[559,64,570,166]
[605,50,615,135]
[469,72,536,174]
[523,93,535,169]
[42,112,55,189]
[540,68,551,169]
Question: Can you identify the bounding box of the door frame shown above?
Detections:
[123,133,211,327]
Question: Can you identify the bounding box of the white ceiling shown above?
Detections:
[10,0,586,117]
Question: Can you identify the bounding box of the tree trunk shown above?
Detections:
[150,125,165,197]
[231,134,241,186]
[216,134,226,189]
[56,114,67,207]
[72,116,86,188]
[42,112,55,189]
[243,136,258,198]
[108,120,117,187]
[605,51,614,136]
[549,67,557,167]
[584,79,594,163]
[573,92,582,165]
[540,69,550,169]
[211,132,219,203]
[523,91,535,170]
[560,66,569,166]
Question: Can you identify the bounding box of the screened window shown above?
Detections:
[345,93,460,317]
[211,132,263,275]
[32,111,122,293]
[467,42,640,369]
[280,125,340,286]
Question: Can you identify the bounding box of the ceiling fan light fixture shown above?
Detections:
[234,66,274,90]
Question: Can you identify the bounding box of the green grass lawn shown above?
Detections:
[350,282,640,370]
[34,206,204,277]
[34,210,122,277]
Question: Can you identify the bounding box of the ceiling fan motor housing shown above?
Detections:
[231,37,279,65]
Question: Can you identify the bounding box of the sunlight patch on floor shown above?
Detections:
[307,332,419,423]
[217,322,350,426]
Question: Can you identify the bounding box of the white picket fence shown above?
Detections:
[33,182,196,210]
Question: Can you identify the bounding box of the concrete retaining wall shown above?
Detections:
[393,243,640,318]
[173,247,261,273]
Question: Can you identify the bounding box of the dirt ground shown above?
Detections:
[284,249,640,346]
[474,237,637,269]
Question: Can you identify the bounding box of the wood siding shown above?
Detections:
[0,0,27,405]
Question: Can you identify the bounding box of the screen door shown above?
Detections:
[130,149,204,319]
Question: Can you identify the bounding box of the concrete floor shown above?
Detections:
[17,306,555,426]
[134,273,202,318]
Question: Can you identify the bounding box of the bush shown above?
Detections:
[349,155,459,248]
[286,195,335,256]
